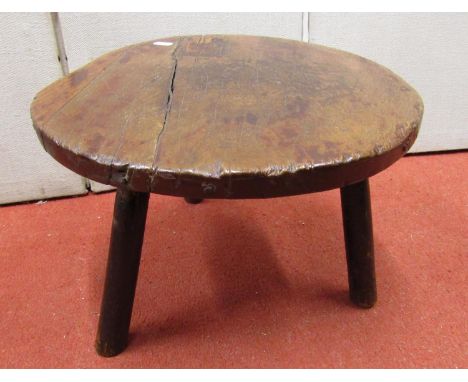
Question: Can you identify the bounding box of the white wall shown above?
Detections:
[0,12,466,204]
[0,13,86,204]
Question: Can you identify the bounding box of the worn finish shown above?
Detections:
[31,35,423,199]
[95,188,149,357]
[340,179,376,308]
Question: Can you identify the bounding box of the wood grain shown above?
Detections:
[31,35,424,198]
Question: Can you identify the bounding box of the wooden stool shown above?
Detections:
[31,35,424,357]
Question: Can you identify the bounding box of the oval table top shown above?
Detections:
[31,35,423,198]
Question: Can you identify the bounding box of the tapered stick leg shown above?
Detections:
[95,188,150,357]
[184,197,203,204]
[340,179,376,308]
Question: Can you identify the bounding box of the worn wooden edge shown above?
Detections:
[33,124,420,199]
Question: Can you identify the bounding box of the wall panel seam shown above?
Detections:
[302,12,310,43]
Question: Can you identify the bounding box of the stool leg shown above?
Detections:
[95,188,150,357]
[184,197,203,204]
[340,179,376,308]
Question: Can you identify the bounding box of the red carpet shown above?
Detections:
[0,153,466,368]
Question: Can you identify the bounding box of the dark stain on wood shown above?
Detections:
[70,68,88,86]
[246,112,257,125]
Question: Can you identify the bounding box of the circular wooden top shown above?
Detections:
[31,35,423,198]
